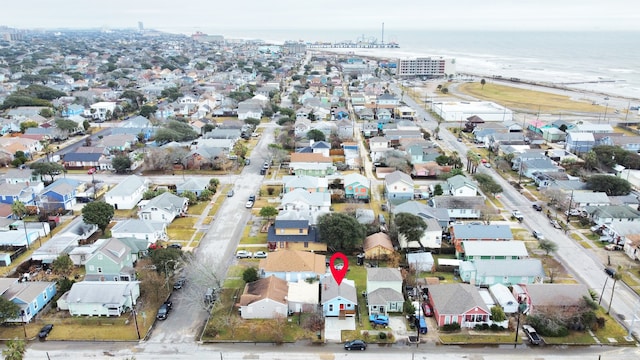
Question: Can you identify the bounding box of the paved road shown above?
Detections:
[396,83,640,335]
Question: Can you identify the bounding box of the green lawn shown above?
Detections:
[188,202,209,215]
[439,332,516,344]
[167,217,198,240]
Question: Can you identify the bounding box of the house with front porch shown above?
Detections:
[280,188,331,225]
[266,218,326,252]
[366,267,404,314]
[428,196,484,220]
[258,250,325,282]
[39,178,82,211]
[239,275,288,319]
[459,259,545,286]
[451,225,515,256]
[137,192,188,224]
[0,279,57,323]
[427,283,490,328]
[84,238,135,282]
[111,219,168,244]
[282,175,329,194]
[321,276,357,317]
[446,175,478,196]
[385,171,414,204]
[289,153,335,176]
[343,173,370,200]
[104,175,147,210]
[58,281,140,317]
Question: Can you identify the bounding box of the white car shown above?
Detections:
[245,200,254,208]
[253,251,268,258]
[236,250,253,259]
[532,231,545,240]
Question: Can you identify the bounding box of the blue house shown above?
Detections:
[0,183,36,205]
[320,276,357,317]
[0,279,57,323]
[61,104,85,117]
[40,178,81,211]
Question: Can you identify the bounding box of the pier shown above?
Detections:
[306,42,399,49]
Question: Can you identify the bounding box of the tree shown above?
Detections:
[480,78,486,89]
[317,213,365,253]
[586,175,631,196]
[51,254,73,276]
[259,206,278,221]
[2,339,26,360]
[307,129,326,142]
[490,305,506,322]
[111,154,132,174]
[19,121,39,134]
[55,118,80,133]
[10,201,27,220]
[607,270,622,314]
[0,297,20,324]
[538,239,558,255]
[198,189,213,201]
[81,202,115,233]
[394,213,428,250]
[30,162,65,182]
[433,184,443,196]
[242,267,259,283]
[473,173,503,197]
[181,191,198,205]
[139,104,158,118]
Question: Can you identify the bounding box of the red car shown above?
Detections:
[422,302,433,317]
[87,168,96,174]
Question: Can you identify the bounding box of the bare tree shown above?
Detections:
[174,253,225,311]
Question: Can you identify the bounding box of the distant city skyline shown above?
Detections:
[1,0,639,32]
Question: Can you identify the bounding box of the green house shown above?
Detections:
[84,238,135,281]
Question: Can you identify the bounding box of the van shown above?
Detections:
[204,288,216,305]
[415,316,428,334]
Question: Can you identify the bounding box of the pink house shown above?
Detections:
[427,283,490,328]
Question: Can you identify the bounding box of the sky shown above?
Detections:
[1,0,639,32]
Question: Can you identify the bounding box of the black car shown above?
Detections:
[344,339,367,351]
[156,301,172,320]
[605,267,617,277]
[532,203,542,211]
[168,243,182,250]
[38,324,53,339]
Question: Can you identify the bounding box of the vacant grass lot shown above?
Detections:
[167,217,197,240]
[457,82,608,114]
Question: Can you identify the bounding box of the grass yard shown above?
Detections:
[543,310,635,345]
[113,209,137,218]
[439,332,516,344]
[188,202,209,215]
[167,217,198,240]
[457,82,608,114]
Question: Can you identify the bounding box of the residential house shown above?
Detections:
[176,178,211,197]
[0,168,39,184]
[320,276,357,317]
[280,188,331,225]
[361,120,378,137]
[428,196,485,220]
[289,153,335,176]
[571,191,610,210]
[366,267,404,314]
[282,175,328,194]
[57,281,140,317]
[97,134,137,153]
[111,219,167,244]
[0,182,36,205]
[138,192,188,224]
[266,218,326,252]
[459,259,545,286]
[363,232,394,260]
[0,279,56,323]
[446,175,478,196]
[623,234,640,261]
[513,283,590,316]
[237,100,263,121]
[62,152,103,169]
[39,178,81,211]
[238,275,289,319]
[104,175,147,210]
[31,217,97,263]
[585,205,640,226]
[459,241,528,261]
[88,102,117,121]
[427,283,490,328]
[385,171,414,204]
[488,284,520,314]
[258,250,325,282]
[451,224,515,255]
[565,132,595,154]
[343,173,370,200]
[393,200,450,230]
[296,140,331,157]
[368,136,390,161]
[337,119,354,139]
[84,238,135,281]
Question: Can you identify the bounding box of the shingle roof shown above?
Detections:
[320,277,357,304]
[258,250,325,274]
[66,281,139,306]
[367,267,403,282]
[428,283,489,314]
[239,275,288,306]
[363,232,393,252]
[106,175,146,197]
[367,287,404,306]
[452,224,514,240]
[461,241,528,257]
[524,284,589,307]
[470,259,545,277]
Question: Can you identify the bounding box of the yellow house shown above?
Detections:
[363,232,394,260]
[267,219,327,252]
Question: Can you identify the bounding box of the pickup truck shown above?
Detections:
[511,210,524,221]
[522,324,542,345]
[369,314,389,327]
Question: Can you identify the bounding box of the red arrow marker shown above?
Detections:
[329,252,349,285]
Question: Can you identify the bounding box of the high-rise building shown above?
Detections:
[138,22,144,31]
[396,57,456,78]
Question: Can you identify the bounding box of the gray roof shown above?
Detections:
[66,281,139,306]
[572,191,610,204]
[367,287,403,306]
[524,284,589,307]
[461,241,528,257]
[447,175,477,191]
[141,192,187,212]
[366,267,402,282]
[393,201,450,223]
[586,205,640,219]
[468,259,545,277]
[452,224,514,240]
[106,175,147,197]
[320,277,357,304]
[176,178,210,192]
[281,188,330,207]
[429,196,485,209]
[3,281,54,303]
[385,170,413,186]
[428,283,489,314]
[111,219,166,234]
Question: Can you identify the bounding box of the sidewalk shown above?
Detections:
[184,189,225,250]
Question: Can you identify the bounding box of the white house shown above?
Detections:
[111,219,168,244]
[446,175,478,196]
[58,281,140,317]
[137,192,188,224]
[238,276,288,319]
[88,102,117,121]
[280,188,331,225]
[104,175,148,210]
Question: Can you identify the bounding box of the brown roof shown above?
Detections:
[290,153,332,163]
[259,250,326,275]
[363,232,393,252]
[238,275,288,306]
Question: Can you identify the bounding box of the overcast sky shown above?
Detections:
[1,0,639,32]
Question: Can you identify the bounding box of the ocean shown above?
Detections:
[159,27,640,101]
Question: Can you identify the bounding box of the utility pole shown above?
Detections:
[566,190,574,222]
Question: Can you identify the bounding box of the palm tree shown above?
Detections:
[607,270,622,314]
[480,78,486,89]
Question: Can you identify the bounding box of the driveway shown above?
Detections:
[324,317,355,342]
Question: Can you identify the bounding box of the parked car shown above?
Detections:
[523,324,543,345]
[532,203,543,211]
[604,244,623,251]
[511,210,524,221]
[532,230,545,240]
[87,167,96,175]
[344,339,367,351]
[156,301,171,320]
[236,250,253,259]
[38,324,54,339]
[550,219,562,229]
[369,314,389,327]
[168,243,182,250]
[248,194,256,202]
[245,200,254,208]
[605,267,617,277]
[227,190,234,197]
[253,251,268,258]
[173,278,186,290]
[421,302,433,317]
